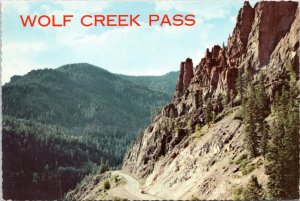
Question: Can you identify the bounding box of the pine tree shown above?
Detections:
[239,70,250,118]
[259,124,268,158]
[266,85,299,199]
[265,117,285,199]
[283,100,299,198]
[204,99,213,127]
[244,175,263,200]
[235,68,244,100]
[222,89,230,108]
[256,73,270,157]
[230,89,234,108]
[265,61,299,199]
[243,82,259,157]
[256,73,269,119]
[282,76,299,198]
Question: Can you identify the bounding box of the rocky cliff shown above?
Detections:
[122,1,299,199]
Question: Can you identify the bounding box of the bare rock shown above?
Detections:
[245,1,298,67]
[175,58,194,97]
[122,3,299,198]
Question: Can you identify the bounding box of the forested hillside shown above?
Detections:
[2,63,176,199]
[119,71,178,98]
[3,117,110,199]
[4,63,170,133]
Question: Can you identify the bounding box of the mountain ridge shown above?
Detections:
[121,1,299,199]
[2,62,178,199]
[8,63,178,97]
[3,63,174,131]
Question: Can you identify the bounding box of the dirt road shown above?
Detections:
[108,171,161,200]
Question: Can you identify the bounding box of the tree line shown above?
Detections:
[239,62,299,199]
[201,62,298,199]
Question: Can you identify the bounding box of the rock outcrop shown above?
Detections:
[227,1,254,63]
[245,1,298,67]
[175,58,194,97]
[123,1,299,199]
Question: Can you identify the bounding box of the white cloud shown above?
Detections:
[2,0,239,83]
[2,1,31,13]
[2,42,47,83]
[44,1,110,14]
[230,16,236,24]
[54,23,206,75]
[62,1,109,13]
[154,1,233,20]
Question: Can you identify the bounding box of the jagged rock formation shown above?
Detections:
[245,1,298,67]
[123,1,299,199]
[227,1,254,62]
[176,58,194,97]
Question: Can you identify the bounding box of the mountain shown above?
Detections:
[4,63,171,133]
[2,63,176,199]
[122,1,299,199]
[66,1,299,200]
[3,116,109,200]
[119,71,178,98]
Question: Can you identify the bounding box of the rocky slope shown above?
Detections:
[122,1,299,199]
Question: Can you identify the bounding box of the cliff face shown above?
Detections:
[122,1,299,199]
[176,58,194,97]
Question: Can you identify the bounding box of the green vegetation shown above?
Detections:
[265,82,299,198]
[191,195,200,200]
[232,176,263,200]
[233,153,247,165]
[194,124,204,138]
[241,73,270,157]
[114,175,120,183]
[113,197,128,201]
[243,82,259,157]
[2,116,106,200]
[256,74,269,158]
[2,63,174,200]
[240,163,255,175]
[233,154,255,175]
[119,71,178,98]
[103,180,111,190]
[222,89,230,108]
[204,98,213,126]
[239,61,299,199]
[3,64,170,143]
[232,107,243,120]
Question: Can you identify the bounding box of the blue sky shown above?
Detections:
[2,0,256,83]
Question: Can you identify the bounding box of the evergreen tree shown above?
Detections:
[283,102,299,198]
[265,117,285,199]
[265,62,300,199]
[235,69,244,100]
[243,83,259,157]
[222,89,230,108]
[256,73,269,119]
[282,75,299,198]
[244,175,263,200]
[259,124,268,158]
[204,99,213,127]
[266,84,299,199]
[256,73,270,157]
[230,89,234,108]
[238,70,250,118]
